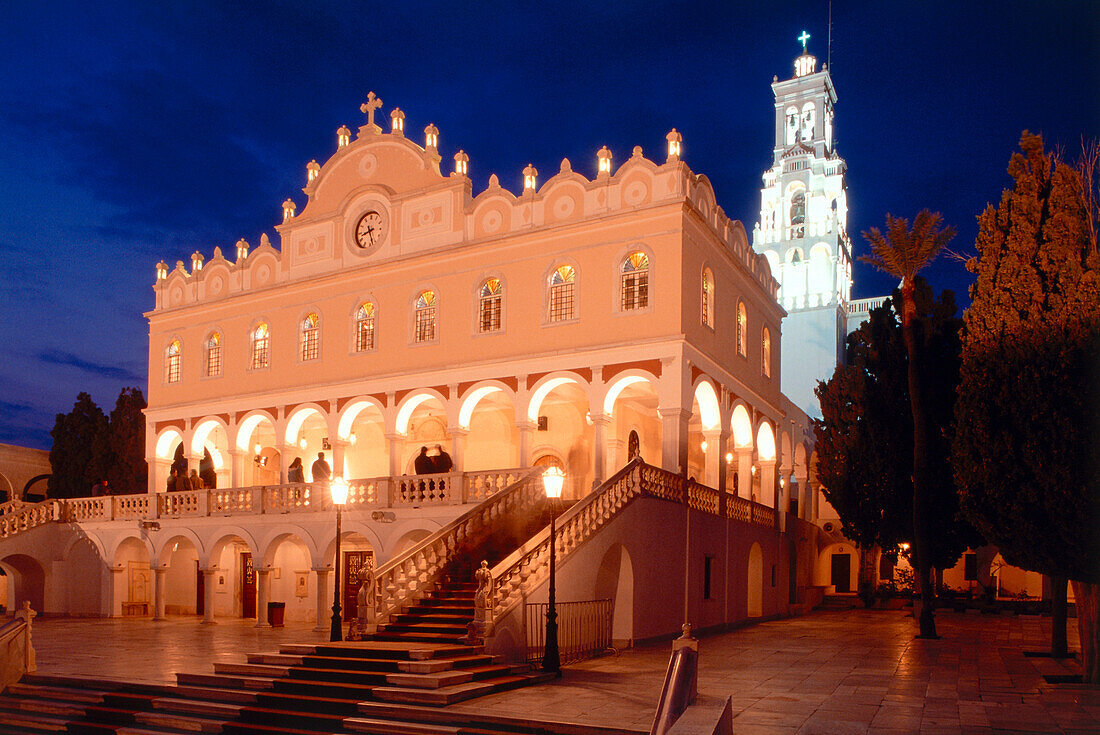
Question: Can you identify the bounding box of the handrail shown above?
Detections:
[650,632,699,735]
[0,619,24,646]
[373,468,541,623]
[0,500,59,539]
[0,602,36,693]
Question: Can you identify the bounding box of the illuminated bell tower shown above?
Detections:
[753,32,852,419]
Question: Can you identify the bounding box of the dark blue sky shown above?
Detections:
[1,1,1096,449]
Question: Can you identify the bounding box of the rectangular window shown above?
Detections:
[251,339,269,369]
[166,355,181,383]
[620,271,649,310]
[703,556,713,600]
[479,295,501,332]
[356,318,375,351]
[301,330,319,361]
[415,307,436,342]
[549,283,575,322]
[206,345,221,377]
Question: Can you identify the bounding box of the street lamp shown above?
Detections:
[542,466,565,676]
[329,476,349,642]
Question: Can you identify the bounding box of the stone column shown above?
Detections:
[229,450,244,490]
[276,443,290,484]
[736,448,753,500]
[332,438,349,479]
[154,458,172,494]
[658,408,690,474]
[255,568,271,627]
[759,459,777,511]
[702,429,723,491]
[153,566,168,621]
[517,421,534,467]
[795,472,809,520]
[591,413,610,485]
[450,428,468,473]
[313,568,331,632]
[109,566,126,618]
[201,568,217,624]
[385,434,403,476]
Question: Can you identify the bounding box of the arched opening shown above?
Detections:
[236,413,279,486]
[603,374,660,474]
[113,537,153,617]
[815,542,858,594]
[528,376,592,499]
[285,407,330,481]
[729,405,754,498]
[339,400,387,479]
[398,393,451,474]
[63,536,107,616]
[747,543,764,617]
[594,543,634,647]
[690,381,721,484]
[160,535,200,616]
[208,533,257,619]
[460,385,518,471]
[323,531,377,622]
[192,419,229,489]
[262,533,315,624]
[0,554,45,613]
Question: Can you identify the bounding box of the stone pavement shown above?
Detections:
[30,609,1098,734]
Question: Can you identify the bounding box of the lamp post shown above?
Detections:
[329,477,349,642]
[542,467,564,676]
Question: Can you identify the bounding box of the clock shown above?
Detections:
[355,211,386,249]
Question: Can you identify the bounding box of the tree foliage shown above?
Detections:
[48,392,111,499]
[815,280,980,568]
[107,387,147,495]
[954,133,1100,584]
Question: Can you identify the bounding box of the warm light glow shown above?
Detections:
[725,452,734,463]
[751,464,757,475]
[330,477,349,505]
[299,438,307,449]
[542,467,565,499]
[900,542,911,551]
[597,145,612,174]
[424,123,439,149]
[666,128,682,158]
[155,261,168,280]
[307,160,320,182]
[700,440,708,452]
[282,198,296,221]
[390,108,405,134]
[336,125,351,148]
[349,434,357,445]
[523,163,538,191]
[454,150,468,176]
[459,385,503,429]
[235,239,249,261]
[191,252,203,272]
[253,444,262,454]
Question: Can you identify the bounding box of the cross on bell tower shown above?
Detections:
[360,91,384,135]
[798,30,811,50]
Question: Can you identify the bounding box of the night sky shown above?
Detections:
[1,1,1095,449]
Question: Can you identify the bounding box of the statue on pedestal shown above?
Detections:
[468,559,494,643]
[356,564,377,635]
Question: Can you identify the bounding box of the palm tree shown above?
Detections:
[861,210,955,639]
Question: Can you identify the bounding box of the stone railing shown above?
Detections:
[0,500,60,539]
[0,499,28,518]
[0,602,36,693]
[373,468,542,624]
[490,460,779,626]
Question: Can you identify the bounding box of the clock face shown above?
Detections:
[355,211,385,249]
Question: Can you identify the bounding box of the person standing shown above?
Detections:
[311,452,331,482]
[288,457,305,483]
[433,444,453,473]
[414,446,433,475]
[189,469,203,490]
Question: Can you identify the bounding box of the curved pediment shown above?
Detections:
[303,135,445,219]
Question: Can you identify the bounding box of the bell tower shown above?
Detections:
[753,32,852,418]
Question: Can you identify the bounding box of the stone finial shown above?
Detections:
[523,163,538,192]
[487,173,500,189]
[190,251,204,273]
[282,198,296,221]
[175,260,186,272]
[632,145,643,159]
[597,145,612,175]
[155,261,169,281]
[390,107,405,136]
[260,233,271,249]
[336,125,351,148]
[666,129,683,161]
[453,150,469,177]
[235,238,249,261]
[306,160,321,183]
[559,158,571,174]
[424,123,439,150]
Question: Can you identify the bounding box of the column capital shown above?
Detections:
[311,565,332,573]
[450,427,470,438]
[589,412,611,427]
[657,406,691,421]
[384,432,405,441]
[515,420,536,432]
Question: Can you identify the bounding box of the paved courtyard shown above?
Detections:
[30,609,1097,734]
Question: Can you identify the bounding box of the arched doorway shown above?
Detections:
[594,543,634,647]
[0,554,45,613]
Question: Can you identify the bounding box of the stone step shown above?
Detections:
[393,614,472,625]
[380,623,469,636]
[152,697,242,719]
[372,672,553,706]
[384,663,521,690]
[211,662,288,678]
[355,701,650,735]
[370,632,467,645]
[0,695,86,718]
[231,702,349,732]
[131,709,226,733]
[244,653,304,666]
[6,682,107,704]
[0,708,70,732]
[396,654,497,674]
[343,715,462,735]
[175,672,276,691]
[284,665,391,685]
[307,642,481,660]
[171,685,259,705]
[269,676,378,701]
[405,605,474,616]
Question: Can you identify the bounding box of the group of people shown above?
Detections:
[287,452,331,484]
[166,467,207,492]
[414,444,453,475]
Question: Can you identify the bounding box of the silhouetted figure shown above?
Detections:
[311,452,331,482]
[189,469,203,490]
[414,446,433,475]
[288,457,305,483]
[433,444,453,473]
[167,468,178,493]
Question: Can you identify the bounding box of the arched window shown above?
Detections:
[250,323,269,369]
[737,302,747,357]
[479,278,502,333]
[784,106,798,145]
[548,265,576,322]
[800,103,815,141]
[789,191,806,239]
[762,327,772,378]
[701,268,714,328]
[415,290,437,342]
[205,332,222,377]
[355,302,375,351]
[300,313,320,361]
[620,251,650,311]
[788,248,803,265]
[165,339,181,383]
[627,430,641,461]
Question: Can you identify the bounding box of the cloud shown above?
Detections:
[37,350,143,383]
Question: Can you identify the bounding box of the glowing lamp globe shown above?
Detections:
[330,477,349,505]
[542,467,565,499]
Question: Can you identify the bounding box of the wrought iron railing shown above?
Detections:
[525,599,612,666]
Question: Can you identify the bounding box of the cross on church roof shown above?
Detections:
[798,31,811,50]
[360,91,383,128]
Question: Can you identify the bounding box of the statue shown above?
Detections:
[356,565,377,635]
[474,560,494,611]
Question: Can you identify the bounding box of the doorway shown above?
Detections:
[831,552,851,593]
[342,550,374,620]
[241,552,256,617]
